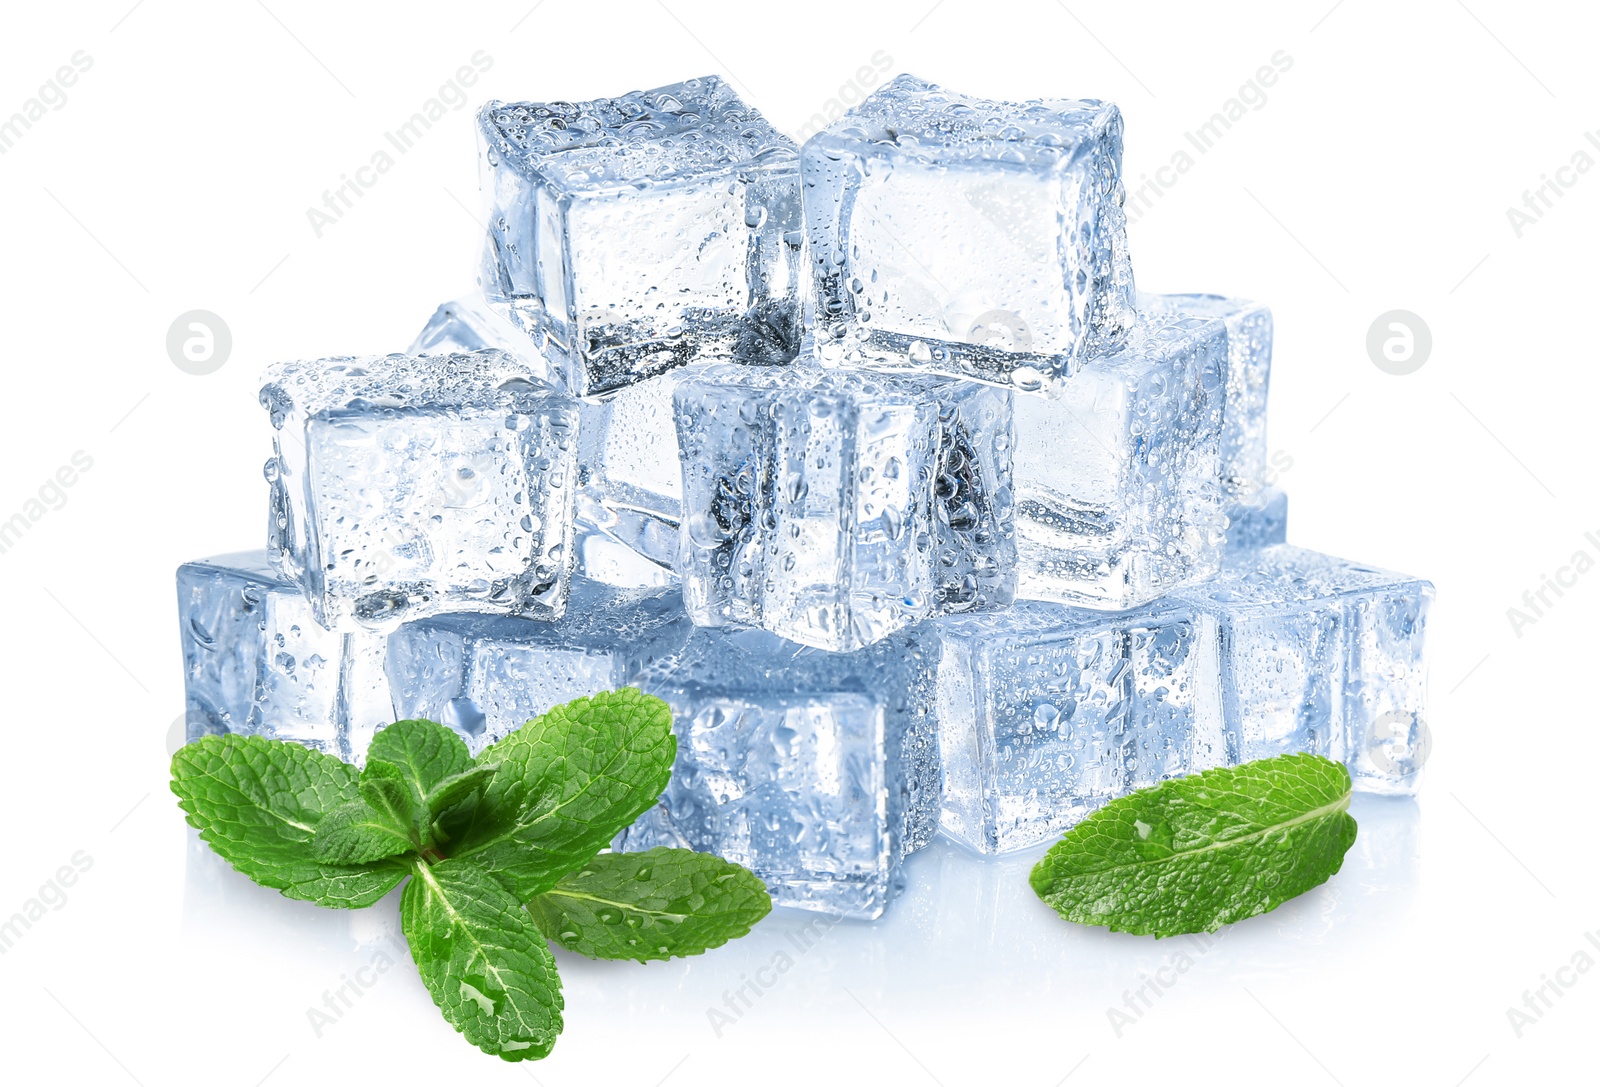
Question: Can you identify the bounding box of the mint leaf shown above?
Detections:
[427,763,501,825]
[450,689,676,899]
[171,735,406,907]
[528,848,771,963]
[360,759,424,847]
[366,718,474,805]
[311,799,416,864]
[1030,753,1358,937]
[402,859,564,1061]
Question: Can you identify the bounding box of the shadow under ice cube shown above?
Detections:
[674,361,1015,651]
[261,350,579,631]
[616,626,942,919]
[177,552,391,762]
[803,74,1136,391]
[477,76,804,397]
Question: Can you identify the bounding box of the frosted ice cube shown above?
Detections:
[616,625,942,919]
[804,74,1135,391]
[384,578,690,754]
[935,598,1227,854]
[1185,545,1433,795]
[261,351,579,631]
[1014,312,1227,609]
[409,291,551,383]
[674,360,1015,651]
[478,76,804,397]
[177,552,391,762]
[1141,292,1272,496]
[1225,485,1288,551]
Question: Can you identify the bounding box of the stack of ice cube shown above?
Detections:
[176,73,1432,920]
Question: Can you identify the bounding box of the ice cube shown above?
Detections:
[177,552,391,762]
[384,578,690,754]
[261,351,579,631]
[1225,485,1288,551]
[409,292,553,383]
[615,625,942,919]
[674,360,1015,651]
[1186,545,1433,795]
[570,366,709,589]
[572,495,680,589]
[1141,292,1273,496]
[477,76,804,397]
[1014,312,1227,609]
[409,298,668,584]
[803,74,1136,391]
[935,598,1228,854]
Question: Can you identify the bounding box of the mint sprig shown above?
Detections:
[171,689,772,1062]
[1030,753,1359,937]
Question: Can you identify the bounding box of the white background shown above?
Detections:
[0,1,1593,1083]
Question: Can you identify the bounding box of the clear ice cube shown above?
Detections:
[1185,545,1433,795]
[1141,291,1273,496]
[412,297,682,590]
[477,76,804,397]
[803,74,1136,391]
[1225,485,1288,551]
[616,625,942,918]
[674,360,1015,651]
[571,366,705,589]
[935,598,1228,854]
[384,578,690,754]
[177,552,391,762]
[261,350,579,631]
[1013,312,1227,609]
[408,291,551,383]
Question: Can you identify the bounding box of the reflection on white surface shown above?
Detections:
[179,794,1419,1043]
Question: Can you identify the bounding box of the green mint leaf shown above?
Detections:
[450,689,676,900]
[170,735,406,908]
[311,799,417,865]
[360,759,426,845]
[366,718,474,805]
[1030,753,1358,937]
[402,858,564,1061]
[528,847,771,963]
[426,763,501,826]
